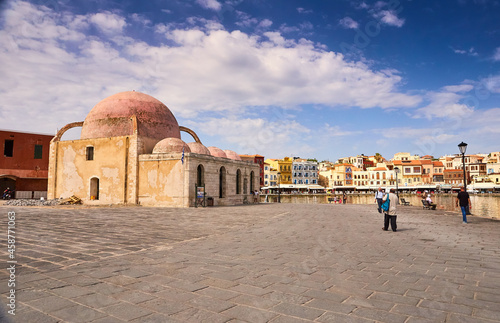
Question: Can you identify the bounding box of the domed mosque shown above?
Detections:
[48,91,260,207]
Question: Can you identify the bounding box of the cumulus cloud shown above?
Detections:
[89,12,127,34]
[413,84,474,120]
[374,10,405,27]
[493,47,500,61]
[0,0,421,138]
[339,17,359,29]
[196,0,222,11]
[184,117,312,157]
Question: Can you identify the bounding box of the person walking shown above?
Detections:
[382,188,399,232]
[342,192,347,204]
[456,187,471,224]
[374,187,384,213]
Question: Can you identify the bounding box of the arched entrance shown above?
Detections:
[236,169,241,194]
[0,176,16,198]
[197,164,205,186]
[219,167,226,198]
[250,171,255,192]
[90,177,99,200]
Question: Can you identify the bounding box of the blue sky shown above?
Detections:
[1,0,499,162]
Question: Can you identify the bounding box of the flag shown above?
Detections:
[181,147,184,164]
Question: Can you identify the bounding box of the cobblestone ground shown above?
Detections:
[0,203,499,322]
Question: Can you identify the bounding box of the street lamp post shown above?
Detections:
[458,142,468,191]
[458,142,471,215]
[394,167,400,199]
[277,172,281,203]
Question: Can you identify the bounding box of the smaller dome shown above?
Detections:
[207,146,227,158]
[153,138,191,154]
[187,142,210,155]
[224,150,242,161]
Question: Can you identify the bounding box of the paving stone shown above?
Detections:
[187,295,236,313]
[222,304,278,323]
[170,307,231,323]
[231,293,281,309]
[352,307,408,323]
[101,303,153,321]
[73,293,121,308]
[272,302,325,320]
[50,285,94,298]
[25,295,77,312]
[51,304,107,322]
[5,204,500,323]
[316,312,376,323]
[139,297,191,315]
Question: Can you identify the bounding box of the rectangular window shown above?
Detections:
[86,146,94,161]
[413,167,421,173]
[405,167,411,174]
[34,144,43,159]
[4,139,13,157]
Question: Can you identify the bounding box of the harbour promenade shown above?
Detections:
[1,203,500,322]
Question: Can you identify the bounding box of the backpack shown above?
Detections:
[381,193,390,212]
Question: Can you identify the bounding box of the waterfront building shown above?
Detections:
[392,152,420,161]
[1,130,53,198]
[48,91,259,207]
[292,158,318,185]
[278,157,293,184]
[444,169,468,186]
[240,154,265,187]
[393,160,423,187]
[263,162,278,187]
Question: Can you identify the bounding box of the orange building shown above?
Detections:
[1,130,53,198]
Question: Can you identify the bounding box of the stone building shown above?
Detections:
[47,91,260,207]
[1,130,53,198]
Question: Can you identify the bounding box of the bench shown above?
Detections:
[400,198,411,206]
[421,200,436,210]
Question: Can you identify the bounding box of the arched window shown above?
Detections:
[250,171,255,192]
[90,177,99,200]
[219,167,226,198]
[197,164,204,186]
[236,169,241,194]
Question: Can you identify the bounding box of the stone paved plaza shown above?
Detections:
[1,202,500,322]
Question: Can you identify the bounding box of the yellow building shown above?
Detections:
[278,157,293,184]
[48,91,260,207]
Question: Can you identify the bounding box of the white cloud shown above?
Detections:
[196,0,222,11]
[493,47,500,61]
[0,0,422,139]
[452,46,478,57]
[339,17,359,29]
[297,7,313,14]
[89,12,127,34]
[375,10,405,27]
[184,117,311,157]
[413,84,474,120]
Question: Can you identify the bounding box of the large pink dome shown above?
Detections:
[81,91,180,140]
[208,146,227,158]
[153,138,190,154]
[224,150,242,161]
[187,142,210,155]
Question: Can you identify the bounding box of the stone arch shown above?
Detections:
[236,169,242,194]
[219,167,226,198]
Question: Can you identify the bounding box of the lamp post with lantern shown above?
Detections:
[458,142,468,191]
[458,142,471,215]
[277,172,281,203]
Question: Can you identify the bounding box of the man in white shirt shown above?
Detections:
[426,194,437,210]
[374,187,384,213]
